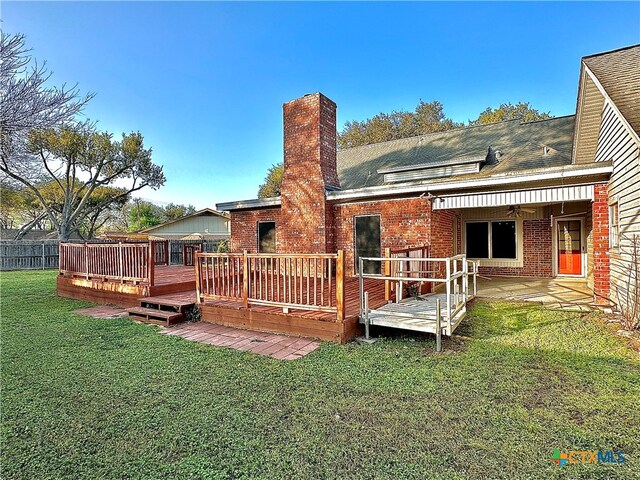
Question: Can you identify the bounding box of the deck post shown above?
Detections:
[359,257,364,318]
[148,241,155,287]
[384,247,391,302]
[118,242,124,283]
[194,251,202,304]
[462,256,468,303]
[364,291,370,339]
[242,250,249,309]
[445,259,451,330]
[435,298,442,352]
[84,243,89,280]
[336,250,345,322]
[473,261,478,297]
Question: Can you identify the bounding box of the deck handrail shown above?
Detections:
[59,241,155,285]
[195,250,346,321]
[358,254,478,331]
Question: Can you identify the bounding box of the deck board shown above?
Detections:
[363,292,468,335]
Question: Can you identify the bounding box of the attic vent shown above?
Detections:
[378,155,486,183]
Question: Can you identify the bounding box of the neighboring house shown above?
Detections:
[217,45,640,308]
[140,208,230,241]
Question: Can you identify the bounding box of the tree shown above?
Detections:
[257,163,284,198]
[163,202,196,221]
[2,124,165,240]
[469,102,552,125]
[337,100,461,149]
[127,200,164,232]
[0,32,94,175]
[0,32,165,240]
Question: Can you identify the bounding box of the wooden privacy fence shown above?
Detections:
[59,242,155,285]
[1,240,60,270]
[195,251,346,321]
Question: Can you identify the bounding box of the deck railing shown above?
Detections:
[153,240,169,266]
[384,246,436,300]
[59,241,155,285]
[359,253,479,333]
[195,251,345,321]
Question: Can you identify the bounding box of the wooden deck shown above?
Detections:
[199,277,386,343]
[57,263,385,342]
[57,265,196,307]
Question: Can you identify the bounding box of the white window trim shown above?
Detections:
[609,201,619,249]
[463,218,524,268]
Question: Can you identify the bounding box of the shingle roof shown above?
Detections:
[336,115,576,190]
[583,45,640,136]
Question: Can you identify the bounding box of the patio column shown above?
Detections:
[592,183,610,305]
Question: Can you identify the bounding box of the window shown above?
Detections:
[257,221,276,253]
[465,220,517,260]
[354,215,381,274]
[609,202,619,248]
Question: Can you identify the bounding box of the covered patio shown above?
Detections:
[476,276,595,311]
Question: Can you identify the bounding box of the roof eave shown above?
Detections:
[216,197,282,211]
[326,164,613,202]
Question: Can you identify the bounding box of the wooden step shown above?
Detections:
[138,295,196,313]
[127,306,184,326]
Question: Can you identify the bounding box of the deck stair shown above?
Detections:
[127,295,196,327]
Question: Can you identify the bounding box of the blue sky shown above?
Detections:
[4,2,640,208]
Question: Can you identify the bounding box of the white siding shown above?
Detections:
[603,102,640,311]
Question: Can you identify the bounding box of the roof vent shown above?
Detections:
[543,146,551,156]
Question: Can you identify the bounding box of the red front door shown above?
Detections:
[557,220,582,275]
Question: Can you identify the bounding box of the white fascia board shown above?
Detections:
[326,165,613,202]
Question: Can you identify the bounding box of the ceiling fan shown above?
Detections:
[506,205,536,217]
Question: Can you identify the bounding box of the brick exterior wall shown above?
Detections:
[230,208,282,253]
[333,197,434,275]
[430,209,462,259]
[592,183,610,304]
[478,219,553,277]
[280,93,338,253]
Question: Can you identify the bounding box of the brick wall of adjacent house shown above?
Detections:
[477,219,553,277]
[230,208,282,253]
[279,93,338,253]
[333,197,433,275]
[592,183,610,304]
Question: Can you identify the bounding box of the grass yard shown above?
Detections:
[1,270,639,479]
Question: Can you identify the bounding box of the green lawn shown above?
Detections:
[1,270,639,479]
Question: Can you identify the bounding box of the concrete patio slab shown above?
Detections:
[476,276,595,311]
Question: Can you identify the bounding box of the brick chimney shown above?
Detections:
[280,93,339,253]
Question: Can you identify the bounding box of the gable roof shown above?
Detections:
[583,45,640,136]
[141,208,230,233]
[336,116,577,190]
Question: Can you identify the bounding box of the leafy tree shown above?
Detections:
[469,102,552,125]
[0,32,165,240]
[127,200,164,232]
[257,163,284,198]
[164,202,196,221]
[337,100,461,149]
[2,125,165,240]
[0,32,93,180]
